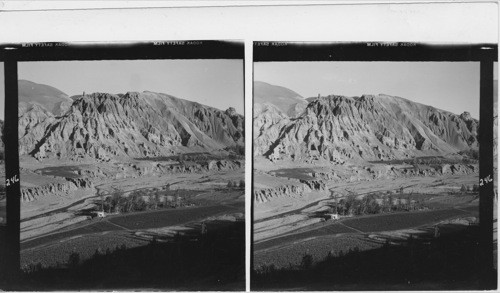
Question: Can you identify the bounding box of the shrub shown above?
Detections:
[300,253,313,270]
[67,252,80,268]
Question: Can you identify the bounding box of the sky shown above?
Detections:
[17,59,244,114]
[255,61,481,119]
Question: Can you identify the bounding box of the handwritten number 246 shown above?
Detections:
[6,175,19,186]
[480,175,493,187]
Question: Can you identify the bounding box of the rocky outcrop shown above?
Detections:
[206,159,243,171]
[299,179,326,191]
[163,159,243,174]
[255,92,478,162]
[441,163,478,175]
[253,103,290,156]
[253,178,325,203]
[19,88,244,161]
[18,104,56,155]
[311,171,342,181]
[254,184,312,203]
[113,159,244,179]
[21,177,94,202]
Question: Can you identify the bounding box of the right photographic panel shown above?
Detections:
[252,42,497,290]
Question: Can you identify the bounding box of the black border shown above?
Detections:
[251,41,497,290]
[0,59,20,286]
[254,42,497,62]
[0,40,244,289]
[0,41,243,61]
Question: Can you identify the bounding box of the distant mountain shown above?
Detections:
[18,80,73,116]
[255,93,478,162]
[18,82,244,161]
[254,81,308,117]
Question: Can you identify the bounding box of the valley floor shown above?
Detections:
[19,156,245,273]
[253,156,485,287]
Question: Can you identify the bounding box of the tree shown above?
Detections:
[473,184,480,192]
[460,184,467,193]
[239,179,245,188]
[227,181,233,188]
[154,193,163,208]
[396,197,404,211]
[201,222,207,236]
[148,193,158,210]
[130,192,147,211]
[174,190,181,208]
[103,197,113,213]
[300,253,313,270]
[99,192,104,212]
[67,252,80,268]
[387,194,394,211]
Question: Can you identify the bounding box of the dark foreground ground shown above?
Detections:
[2,221,245,291]
[252,224,496,291]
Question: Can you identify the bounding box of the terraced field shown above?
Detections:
[108,203,241,229]
[343,208,472,232]
[254,206,479,268]
[254,234,377,269]
[22,202,242,251]
[254,223,354,251]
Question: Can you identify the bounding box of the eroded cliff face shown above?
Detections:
[253,162,478,203]
[254,183,315,203]
[253,103,290,156]
[20,159,243,202]
[119,159,244,178]
[21,177,94,202]
[19,91,244,161]
[18,104,56,156]
[255,94,478,162]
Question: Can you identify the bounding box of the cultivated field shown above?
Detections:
[20,154,245,270]
[253,157,480,271]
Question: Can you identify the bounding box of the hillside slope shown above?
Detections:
[19,80,73,116]
[19,82,244,161]
[254,81,308,117]
[255,93,478,162]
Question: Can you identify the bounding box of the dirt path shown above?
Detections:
[337,221,364,233]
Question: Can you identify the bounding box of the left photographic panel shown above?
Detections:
[12,41,245,290]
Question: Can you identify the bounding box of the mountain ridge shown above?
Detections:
[19,80,73,116]
[254,81,308,117]
[254,84,478,163]
[19,81,244,161]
